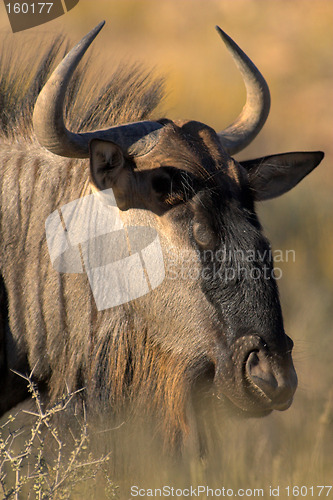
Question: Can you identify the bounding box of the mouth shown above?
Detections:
[214,391,273,418]
[213,335,297,415]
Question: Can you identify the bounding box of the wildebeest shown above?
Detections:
[0,21,323,450]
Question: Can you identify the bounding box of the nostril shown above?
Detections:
[245,350,297,410]
[246,351,278,397]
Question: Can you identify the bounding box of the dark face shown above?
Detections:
[187,171,297,415]
[90,120,323,416]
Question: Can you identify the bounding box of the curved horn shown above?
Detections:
[33,22,162,158]
[215,26,271,155]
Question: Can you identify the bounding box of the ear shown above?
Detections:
[241,151,324,201]
[90,139,126,191]
[90,139,138,210]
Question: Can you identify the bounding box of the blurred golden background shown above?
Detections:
[0,1,332,497]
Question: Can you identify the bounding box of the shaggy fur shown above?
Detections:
[0,32,321,454]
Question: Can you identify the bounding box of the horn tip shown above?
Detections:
[78,21,105,50]
[215,25,234,47]
[94,20,106,34]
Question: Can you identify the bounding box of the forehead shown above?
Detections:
[136,119,243,188]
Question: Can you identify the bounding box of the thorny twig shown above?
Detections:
[0,372,111,499]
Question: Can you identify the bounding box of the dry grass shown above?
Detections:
[0,372,115,499]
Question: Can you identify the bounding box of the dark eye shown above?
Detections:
[192,221,217,249]
[151,172,172,194]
